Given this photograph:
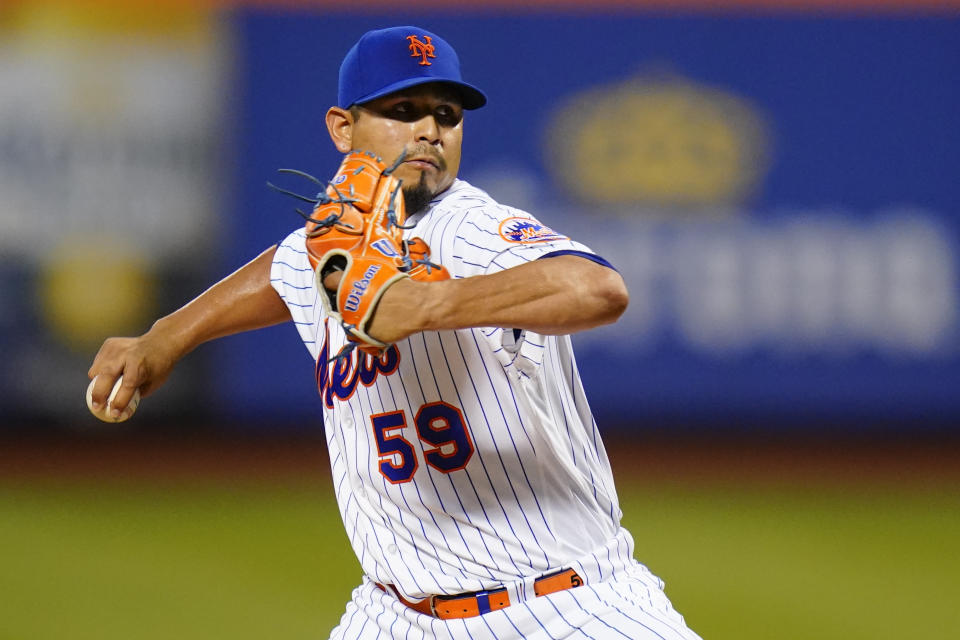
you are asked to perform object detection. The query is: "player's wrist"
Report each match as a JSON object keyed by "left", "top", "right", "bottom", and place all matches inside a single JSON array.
[
  {"left": 147, "top": 314, "right": 199, "bottom": 362},
  {"left": 412, "top": 277, "right": 456, "bottom": 333}
]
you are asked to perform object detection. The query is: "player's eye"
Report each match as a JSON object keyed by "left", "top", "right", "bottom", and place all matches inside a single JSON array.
[
  {"left": 434, "top": 105, "right": 462, "bottom": 127},
  {"left": 376, "top": 100, "right": 461, "bottom": 127},
  {"left": 386, "top": 102, "right": 417, "bottom": 121}
]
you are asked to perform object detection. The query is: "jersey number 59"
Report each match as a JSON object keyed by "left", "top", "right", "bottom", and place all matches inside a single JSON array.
[{"left": 370, "top": 402, "right": 475, "bottom": 484}]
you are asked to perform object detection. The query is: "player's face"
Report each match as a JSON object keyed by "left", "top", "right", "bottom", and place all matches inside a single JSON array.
[{"left": 348, "top": 84, "right": 464, "bottom": 207}]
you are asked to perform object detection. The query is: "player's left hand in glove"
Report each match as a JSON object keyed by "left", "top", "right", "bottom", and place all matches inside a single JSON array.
[
  {"left": 402, "top": 237, "right": 450, "bottom": 282},
  {"left": 270, "top": 150, "right": 449, "bottom": 358}
]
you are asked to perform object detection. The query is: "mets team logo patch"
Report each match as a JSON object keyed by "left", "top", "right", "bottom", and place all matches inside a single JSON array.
[{"left": 498, "top": 217, "right": 568, "bottom": 244}]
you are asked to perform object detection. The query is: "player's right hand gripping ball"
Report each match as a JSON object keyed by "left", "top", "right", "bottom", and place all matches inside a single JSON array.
[
  {"left": 85, "top": 375, "right": 140, "bottom": 423},
  {"left": 272, "top": 150, "right": 448, "bottom": 356}
]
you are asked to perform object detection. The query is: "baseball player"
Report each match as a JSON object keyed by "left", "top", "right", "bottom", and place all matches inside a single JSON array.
[{"left": 89, "top": 26, "right": 702, "bottom": 640}]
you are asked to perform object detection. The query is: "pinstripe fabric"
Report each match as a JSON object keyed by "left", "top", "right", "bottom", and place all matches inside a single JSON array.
[{"left": 271, "top": 180, "right": 700, "bottom": 639}]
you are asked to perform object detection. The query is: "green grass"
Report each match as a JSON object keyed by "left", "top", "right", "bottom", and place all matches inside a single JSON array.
[
  {"left": 0, "top": 482, "right": 352, "bottom": 640},
  {"left": 626, "top": 486, "right": 960, "bottom": 639},
  {"left": 1, "top": 479, "right": 957, "bottom": 639}
]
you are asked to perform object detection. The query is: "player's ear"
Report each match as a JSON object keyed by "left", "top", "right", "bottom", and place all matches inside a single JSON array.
[{"left": 326, "top": 106, "right": 354, "bottom": 153}]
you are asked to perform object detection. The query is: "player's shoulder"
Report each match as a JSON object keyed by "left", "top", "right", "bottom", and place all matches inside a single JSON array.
[
  {"left": 275, "top": 227, "right": 308, "bottom": 257},
  {"left": 429, "top": 179, "right": 499, "bottom": 214},
  {"left": 272, "top": 227, "right": 312, "bottom": 272},
  {"left": 429, "top": 180, "right": 535, "bottom": 230}
]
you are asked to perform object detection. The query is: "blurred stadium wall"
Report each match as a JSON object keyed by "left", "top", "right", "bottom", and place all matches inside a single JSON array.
[{"left": 1, "top": 1, "right": 958, "bottom": 435}]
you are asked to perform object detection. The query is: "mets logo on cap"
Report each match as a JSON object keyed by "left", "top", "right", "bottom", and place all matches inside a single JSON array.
[
  {"left": 498, "top": 217, "right": 568, "bottom": 243},
  {"left": 406, "top": 35, "right": 435, "bottom": 66}
]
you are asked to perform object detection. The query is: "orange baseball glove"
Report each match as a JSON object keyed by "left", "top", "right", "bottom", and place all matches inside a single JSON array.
[{"left": 271, "top": 150, "right": 448, "bottom": 358}]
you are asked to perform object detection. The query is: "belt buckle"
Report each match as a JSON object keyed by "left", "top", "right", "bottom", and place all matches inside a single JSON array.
[{"left": 428, "top": 595, "right": 439, "bottom": 618}]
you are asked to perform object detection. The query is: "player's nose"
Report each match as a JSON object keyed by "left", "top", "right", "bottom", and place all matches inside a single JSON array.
[{"left": 413, "top": 114, "right": 441, "bottom": 146}]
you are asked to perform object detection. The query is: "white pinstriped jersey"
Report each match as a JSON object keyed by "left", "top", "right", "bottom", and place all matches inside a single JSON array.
[{"left": 271, "top": 179, "right": 638, "bottom": 601}]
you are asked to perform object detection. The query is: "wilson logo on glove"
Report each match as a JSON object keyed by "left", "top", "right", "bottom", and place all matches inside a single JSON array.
[{"left": 345, "top": 264, "right": 381, "bottom": 313}]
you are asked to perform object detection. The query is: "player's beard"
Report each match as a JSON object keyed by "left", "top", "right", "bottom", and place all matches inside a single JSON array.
[{"left": 402, "top": 172, "right": 436, "bottom": 215}]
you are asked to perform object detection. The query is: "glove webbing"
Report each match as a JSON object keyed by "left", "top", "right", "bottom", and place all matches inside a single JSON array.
[{"left": 267, "top": 150, "right": 413, "bottom": 237}]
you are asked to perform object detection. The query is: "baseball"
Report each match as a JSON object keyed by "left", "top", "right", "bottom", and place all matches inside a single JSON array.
[{"left": 85, "top": 375, "right": 141, "bottom": 423}]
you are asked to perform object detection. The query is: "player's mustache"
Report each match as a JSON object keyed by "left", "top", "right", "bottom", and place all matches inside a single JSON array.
[{"left": 401, "top": 145, "right": 446, "bottom": 172}]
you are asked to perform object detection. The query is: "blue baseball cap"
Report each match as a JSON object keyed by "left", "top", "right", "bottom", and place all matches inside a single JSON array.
[{"left": 338, "top": 26, "right": 487, "bottom": 110}]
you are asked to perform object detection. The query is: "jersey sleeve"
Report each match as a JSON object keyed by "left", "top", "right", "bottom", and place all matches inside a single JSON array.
[
  {"left": 449, "top": 206, "right": 597, "bottom": 278},
  {"left": 449, "top": 207, "right": 607, "bottom": 378},
  {"left": 270, "top": 228, "right": 324, "bottom": 361}
]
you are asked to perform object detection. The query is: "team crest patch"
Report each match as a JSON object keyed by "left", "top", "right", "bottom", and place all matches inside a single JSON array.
[{"left": 498, "top": 217, "right": 568, "bottom": 243}]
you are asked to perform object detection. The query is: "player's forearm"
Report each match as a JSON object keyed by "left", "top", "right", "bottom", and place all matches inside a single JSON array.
[
  {"left": 89, "top": 245, "right": 291, "bottom": 405},
  {"left": 385, "top": 255, "right": 628, "bottom": 338},
  {"left": 149, "top": 245, "right": 291, "bottom": 358}
]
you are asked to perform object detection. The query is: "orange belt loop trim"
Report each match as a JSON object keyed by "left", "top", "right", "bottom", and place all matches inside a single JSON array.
[
  {"left": 533, "top": 568, "right": 584, "bottom": 597},
  {"left": 377, "top": 568, "right": 582, "bottom": 620}
]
